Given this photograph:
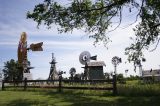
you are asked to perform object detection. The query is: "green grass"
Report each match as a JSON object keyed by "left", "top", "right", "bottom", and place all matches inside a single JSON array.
[
  {"left": 0, "top": 89, "right": 160, "bottom": 106},
  {"left": 118, "top": 80, "right": 160, "bottom": 96},
  {"left": 1, "top": 80, "right": 160, "bottom": 106}
]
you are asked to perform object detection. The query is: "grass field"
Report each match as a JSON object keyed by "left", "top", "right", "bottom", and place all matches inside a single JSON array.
[{"left": 0, "top": 81, "right": 160, "bottom": 106}]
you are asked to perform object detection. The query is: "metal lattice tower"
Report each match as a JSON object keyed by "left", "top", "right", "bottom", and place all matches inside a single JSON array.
[{"left": 48, "top": 53, "right": 58, "bottom": 80}]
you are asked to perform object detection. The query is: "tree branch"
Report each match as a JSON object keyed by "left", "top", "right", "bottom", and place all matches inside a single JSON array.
[
  {"left": 149, "top": 38, "right": 160, "bottom": 52},
  {"left": 106, "top": 8, "right": 122, "bottom": 34},
  {"left": 122, "top": 0, "right": 145, "bottom": 29},
  {"left": 79, "top": 0, "right": 128, "bottom": 13},
  {"left": 153, "top": 23, "right": 160, "bottom": 28}
]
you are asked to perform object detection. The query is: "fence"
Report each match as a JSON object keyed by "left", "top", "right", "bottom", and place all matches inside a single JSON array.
[{"left": 1, "top": 75, "right": 117, "bottom": 95}]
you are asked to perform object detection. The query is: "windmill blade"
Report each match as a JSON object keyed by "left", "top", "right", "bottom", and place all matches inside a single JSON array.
[
  {"left": 90, "top": 55, "right": 97, "bottom": 60},
  {"left": 29, "top": 42, "right": 43, "bottom": 51},
  {"left": 79, "top": 51, "right": 91, "bottom": 65},
  {"left": 17, "top": 32, "right": 27, "bottom": 64}
]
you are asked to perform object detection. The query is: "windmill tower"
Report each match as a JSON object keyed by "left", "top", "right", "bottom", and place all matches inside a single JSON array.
[
  {"left": 48, "top": 53, "right": 58, "bottom": 80},
  {"left": 17, "top": 32, "right": 43, "bottom": 80}
]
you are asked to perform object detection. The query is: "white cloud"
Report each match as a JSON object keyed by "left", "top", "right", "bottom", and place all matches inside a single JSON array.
[{"left": 0, "top": 42, "right": 17, "bottom": 46}]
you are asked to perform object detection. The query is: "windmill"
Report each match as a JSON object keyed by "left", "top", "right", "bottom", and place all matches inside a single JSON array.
[
  {"left": 17, "top": 32, "right": 43, "bottom": 79},
  {"left": 79, "top": 51, "right": 93, "bottom": 80},
  {"left": 125, "top": 69, "right": 128, "bottom": 78},
  {"left": 79, "top": 51, "right": 105, "bottom": 80},
  {"left": 48, "top": 53, "right": 58, "bottom": 80},
  {"left": 111, "top": 56, "right": 122, "bottom": 75},
  {"left": 133, "top": 58, "right": 146, "bottom": 76}
]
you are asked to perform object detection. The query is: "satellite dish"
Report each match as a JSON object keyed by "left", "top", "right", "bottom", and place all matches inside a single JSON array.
[{"left": 79, "top": 51, "right": 91, "bottom": 65}]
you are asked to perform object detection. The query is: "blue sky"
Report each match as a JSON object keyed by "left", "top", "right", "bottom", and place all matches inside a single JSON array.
[{"left": 0, "top": 0, "right": 160, "bottom": 79}]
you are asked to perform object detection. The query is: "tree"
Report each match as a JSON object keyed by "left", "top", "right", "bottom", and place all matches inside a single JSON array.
[
  {"left": 127, "top": 75, "right": 140, "bottom": 80},
  {"left": 27, "top": 0, "right": 160, "bottom": 63},
  {"left": 117, "top": 73, "right": 126, "bottom": 84},
  {"left": 69, "top": 67, "right": 76, "bottom": 80},
  {"left": 104, "top": 72, "right": 110, "bottom": 80},
  {"left": 2, "top": 59, "right": 23, "bottom": 81},
  {"left": 117, "top": 73, "right": 124, "bottom": 80},
  {"left": 74, "top": 73, "right": 81, "bottom": 81}
]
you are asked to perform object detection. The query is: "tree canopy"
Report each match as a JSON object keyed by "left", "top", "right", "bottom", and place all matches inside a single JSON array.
[
  {"left": 2, "top": 59, "right": 23, "bottom": 81},
  {"left": 27, "top": 0, "right": 160, "bottom": 63},
  {"left": 69, "top": 67, "right": 76, "bottom": 80}
]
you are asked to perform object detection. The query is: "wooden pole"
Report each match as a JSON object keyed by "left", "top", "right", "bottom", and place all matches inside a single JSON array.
[
  {"left": 24, "top": 78, "right": 27, "bottom": 91},
  {"left": 2, "top": 80, "right": 4, "bottom": 90},
  {"left": 113, "top": 75, "right": 117, "bottom": 95},
  {"left": 59, "top": 76, "right": 62, "bottom": 92}
]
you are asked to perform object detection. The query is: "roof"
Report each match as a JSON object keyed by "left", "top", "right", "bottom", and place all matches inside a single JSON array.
[
  {"left": 142, "top": 69, "right": 160, "bottom": 77},
  {"left": 87, "top": 61, "right": 106, "bottom": 67}
]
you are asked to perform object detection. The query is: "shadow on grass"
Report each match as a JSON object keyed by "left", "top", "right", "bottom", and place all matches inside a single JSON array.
[
  {"left": 5, "top": 99, "right": 44, "bottom": 106},
  {"left": 3, "top": 82, "right": 160, "bottom": 106},
  {"left": 47, "top": 90, "right": 160, "bottom": 106},
  {"left": 3, "top": 90, "right": 160, "bottom": 106}
]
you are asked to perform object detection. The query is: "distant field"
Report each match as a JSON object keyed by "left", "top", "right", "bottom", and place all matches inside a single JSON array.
[{"left": 0, "top": 80, "right": 160, "bottom": 106}]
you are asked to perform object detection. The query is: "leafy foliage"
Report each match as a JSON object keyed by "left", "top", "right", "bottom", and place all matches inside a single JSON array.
[
  {"left": 125, "top": 0, "right": 160, "bottom": 62},
  {"left": 2, "top": 59, "right": 23, "bottom": 81},
  {"left": 27, "top": 0, "right": 132, "bottom": 45},
  {"left": 117, "top": 73, "right": 126, "bottom": 84},
  {"left": 27, "top": 0, "right": 160, "bottom": 63},
  {"left": 69, "top": 67, "right": 76, "bottom": 80}
]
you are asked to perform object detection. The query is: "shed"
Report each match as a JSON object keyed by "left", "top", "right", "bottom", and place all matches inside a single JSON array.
[
  {"left": 142, "top": 69, "right": 160, "bottom": 82},
  {"left": 83, "top": 61, "right": 106, "bottom": 80}
]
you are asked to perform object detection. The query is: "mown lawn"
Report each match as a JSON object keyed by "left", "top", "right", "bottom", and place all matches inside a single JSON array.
[
  {"left": 1, "top": 80, "right": 160, "bottom": 106},
  {"left": 0, "top": 89, "right": 160, "bottom": 106}
]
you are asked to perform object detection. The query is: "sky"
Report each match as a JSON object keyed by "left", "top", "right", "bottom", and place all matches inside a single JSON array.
[{"left": 0, "top": 0, "right": 160, "bottom": 79}]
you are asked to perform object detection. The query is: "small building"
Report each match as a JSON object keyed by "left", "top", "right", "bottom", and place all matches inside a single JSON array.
[
  {"left": 142, "top": 69, "right": 160, "bottom": 82},
  {"left": 83, "top": 61, "right": 106, "bottom": 80}
]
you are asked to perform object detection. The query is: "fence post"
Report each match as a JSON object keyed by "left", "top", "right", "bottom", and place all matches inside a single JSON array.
[
  {"left": 59, "top": 76, "right": 62, "bottom": 92},
  {"left": 113, "top": 75, "right": 117, "bottom": 95},
  {"left": 2, "top": 80, "right": 4, "bottom": 90},
  {"left": 24, "top": 78, "right": 27, "bottom": 91}
]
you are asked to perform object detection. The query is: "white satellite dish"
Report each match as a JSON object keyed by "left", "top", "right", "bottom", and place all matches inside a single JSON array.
[{"left": 79, "top": 51, "right": 91, "bottom": 65}]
